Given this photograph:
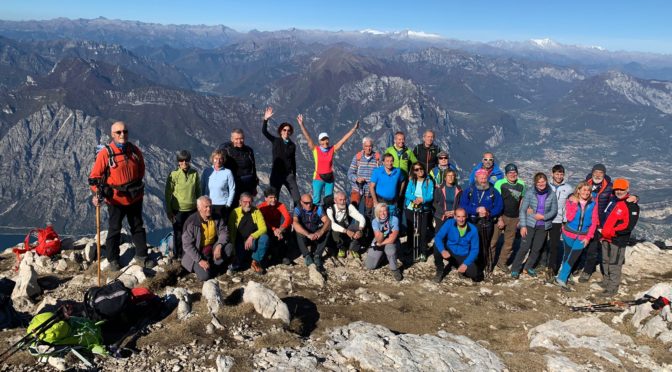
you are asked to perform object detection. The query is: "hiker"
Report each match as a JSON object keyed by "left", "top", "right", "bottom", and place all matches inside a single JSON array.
[
  {"left": 293, "top": 193, "right": 331, "bottom": 272},
  {"left": 510, "top": 172, "right": 557, "bottom": 279},
  {"left": 258, "top": 187, "right": 293, "bottom": 265},
  {"left": 542, "top": 164, "right": 573, "bottom": 280},
  {"left": 181, "top": 196, "right": 234, "bottom": 281},
  {"left": 218, "top": 128, "right": 258, "bottom": 207},
  {"left": 296, "top": 113, "right": 359, "bottom": 204},
  {"left": 404, "top": 162, "right": 434, "bottom": 262},
  {"left": 555, "top": 182, "right": 599, "bottom": 289},
  {"left": 369, "top": 153, "right": 406, "bottom": 218},
  {"left": 365, "top": 202, "right": 403, "bottom": 281},
  {"left": 262, "top": 106, "right": 300, "bottom": 208},
  {"left": 490, "top": 163, "right": 525, "bottom": 273},
  {"left": 598, "top": 178, "right": 640, "bottom": 297},
  {"left": 164, "top": 150, "right": 200, "bottom": 259},
  {"left": 468, "top": 152, "right": 504, "bottom": 185},
  {"left": 384, "top": 131, "right": 417, "bottom": 176},
  {"left": 326, "top": 191, "right": 366, "bottom": 259},
  {"left": 89, "top": 121, "right": 155, "bottom": 270},
  {"left": 228, "top": 193, "right": 268, "bottom": 275},
  {"left": 413, "top": 129, "right": 442, "bottom": 175},
  {"left": 433, "top": 208, "right": 480, "bottom": 283},
  {"left": 201, "top": 149, "right": 235, "bottom": 221},
  {"left": 347, "top": 137, "right": 380, "bottom": 217},
  {"left": 433, "top": 169, "right": 462, "bottom": 232},
  {"left": 459, "top": 168, "right": 503, "bottom": 274},
  {"left": 429, "top": 151, "right": 457, "bottom": 186}
]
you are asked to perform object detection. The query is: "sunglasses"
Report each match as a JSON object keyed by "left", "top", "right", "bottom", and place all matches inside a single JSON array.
[
  {"left": 482, "top": 158, "right": 494, "bottom": 162},
  {"left": 178, "top": 159, "right": 189, "bottom": 163},
  {"left": 114, "top": 130, "right": 129, "bottom": 135},
  {"left": 281, "top": 128, "right": 292, "bottom": 132},
  {"left": 414, "top": 168, "right": 424, "bottom": 171},
  {"left": 438, "top": 157, "right": 448, "bottom": 160},
  {"left": 301, "top": 200, "right": 312, "bottom": 205}
]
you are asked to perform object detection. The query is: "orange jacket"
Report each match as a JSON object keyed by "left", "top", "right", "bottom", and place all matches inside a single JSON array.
[{"left": 89, "top": 142, "right": 145, "bottom": 205}]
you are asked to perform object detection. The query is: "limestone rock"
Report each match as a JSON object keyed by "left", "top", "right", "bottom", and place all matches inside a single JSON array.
[
  {"left": 308, "top": 265, "right": 326, "bottom": 287},
  {"left": 34, "top": 295, "right": 58, "bottom": 315},
  {"left": 83, "top": 241, "right": 97, "bottom": 262},
  {"left": 545, "top": 355, "right": 590, "bottom": 372},
  {"left": 55, "top": 259, "right": 68, "bottom": 272},
  {"left": 72, "top": 237, "right": 93, "bottom": 250},
  {"left": 242, "top": 281, "right": 291, "bottom": 324},
  {"left": 622, "top": 243, "right": 672, "bottom": 278},
  {"left": 216, "top": 355, "right": 234, "bottom": 372},
  {"left": 117, "top": 265, "right": 147, "bottom": 288},
  {"left": 12, "top": 263, "right": 41, "bottom": 300},
  {"left": 166, "top": 287, "right": 192, "bottom": 320},
  {"left": 202, "top": 279, "right": 223, "bottom": 314}
]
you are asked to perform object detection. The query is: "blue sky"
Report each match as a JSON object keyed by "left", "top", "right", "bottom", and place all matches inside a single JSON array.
[{"left": 3, "top": 0, "right": 671, "bottom": 53}]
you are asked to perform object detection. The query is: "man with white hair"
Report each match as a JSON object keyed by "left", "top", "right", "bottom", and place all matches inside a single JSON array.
[
  {"left": 181, "top": 196, "right": 234, "bottom": 281},
  {"left": 327, "top": 191, "right": 366, "bottom": 259},
  {"left": 347, "top": 137, "right": 380, "bottom": 217}
]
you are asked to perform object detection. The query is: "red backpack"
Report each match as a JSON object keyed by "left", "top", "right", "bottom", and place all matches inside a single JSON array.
[{"left": 13, "top": 226, "right": 62, "bottom": 270}]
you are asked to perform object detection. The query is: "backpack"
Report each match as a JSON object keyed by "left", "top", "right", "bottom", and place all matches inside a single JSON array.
[
  {"left": 323, "top": 195, "right": 350, "bottom": 229},
  {"left": 84, "top": 280, "right": 132, "bottom": 322},
  {"left": 356, "top": 150, "right": 380, "bottom": 165},
  {"left": 297, "top": 205, "right": 323, "bottom": 232},
  {"left": 13, "top": 225, "right": 62, "bottom": 270},
  {"left": 158, "top": 232, "right": 174, "bottom": 257}
]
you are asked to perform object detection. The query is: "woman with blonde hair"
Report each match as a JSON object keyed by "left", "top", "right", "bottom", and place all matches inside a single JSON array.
[{"left": 201, "top": 149, "right": 235, "bottom": 220}]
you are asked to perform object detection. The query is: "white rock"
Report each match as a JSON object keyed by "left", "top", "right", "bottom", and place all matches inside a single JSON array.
[
  {"left": 308, "top": 265, "right": 326, "bottom": 287},
  {"left": 34, "top": 295, "right": 58, "bottom": 314},
  {"left": 167, "top": 287, "right": 192, "bottom": 320},
  {"left": 11, "top": 263, "right": 41, "bottom": 299},
  {"left": 55, "top": 259, "right": 68, "bottom": 272},
  {"left": 83, "top": 242, "right": 98, "bottom": 262},
  {"left": 33, "top": 254, "right": 54, "bottom": 274},
  {"left": 72, "top": 237, "right": 93, "bottom": 249},
  {"left": 545, "top": 354, "right": 590, "bottom": 372},
  {"left": 242, "top": 281, "right": 291, "bottom": 324},
  {"left": 216, "top": 355, "right": 234, "bottom": 372},
  {"left": 117, "top": 265, "right": 147, "bottom": 288},
  {"left": 202, "top": 279, "right": 223, "bottom": 314},
  {"left": 623, "top": 243, "right": 672, "bottom": 278}
]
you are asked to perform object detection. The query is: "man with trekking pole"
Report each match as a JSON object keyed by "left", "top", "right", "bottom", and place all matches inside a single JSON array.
[{"left": 89, "top": 121, "right": 156, "bottom": 273}]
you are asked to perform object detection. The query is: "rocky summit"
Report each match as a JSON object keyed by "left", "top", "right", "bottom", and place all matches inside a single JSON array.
[{"left": 0, "top": 234, "right": 671, "bottom": 371}]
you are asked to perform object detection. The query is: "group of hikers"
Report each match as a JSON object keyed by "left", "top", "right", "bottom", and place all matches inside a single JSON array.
[{"left": 89, "top": 107, "right": 641, "bottom": 298}]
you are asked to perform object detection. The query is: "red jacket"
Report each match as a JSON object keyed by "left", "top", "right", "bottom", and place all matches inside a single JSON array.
[
  {"left": 601, "top": 194, "right": 640, "bottom": 246},
  {"left": 258, "top": 201, "right": 292, "bottom": 231},
  {"left": 89, "top": 142, "right": 145, "bottom": 206}
]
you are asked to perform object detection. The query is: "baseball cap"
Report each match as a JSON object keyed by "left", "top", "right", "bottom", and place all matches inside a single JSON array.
[{"left": 318, "top": 132, "right": 329, "bottom": 140}]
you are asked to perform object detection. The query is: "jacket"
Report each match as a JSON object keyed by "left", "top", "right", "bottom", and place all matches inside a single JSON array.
[
  {"left": 494, "top": 178, "right": 526, "bottom": 218},
  {"left": 347, "top": 151, "right": 381, "bottom": 197},
  {"left": 468, "top": 162, "right": 504, "bottom": 185},
  {"left": 228, "top": 207, "right": 267, "bottom": 245},
  {"left": 601, "top": 194, "right": 640, "bottom": 246},
  {"left": 89, "top": 142, "right": 145, "bottom": 206},
  {"left": 519, "top": 188, "right": 558, "bottom": 230},
  {"left": 201, "top": 166, "right": 236, "bottom": 207},
  {"left": 433, "top": 185, "right": 462, "bottom": 221},
  {"left": 326, "top": 204, "right": 366, "bottom": 233},
  {"left": 434, "top": 219, "right": 479, "bottom": 267},
  {"left": 181, "top": 212, "right": 229, "bottom": 272},
  {"left": 164, "top": 167, "right": 200, "bottom": 213},
  {"left": 219, "top": 142, "right": 258, "bottom": 186},
  {"left": 585, "top": 174, "right": 613, "bottom": 225},
  {"left": 429, "top": 164, "right": 458, "bottom": 186},
  {"left": 550, "top": 180, "right": 573, "bottom": 224},
  {"left": 258, "top": 201, "right": 292, "bottom": 232},
  {"left": 562, "top": 199, "right": 598, "bottom": 242},
  {"left": 262, "top": 120, "right": 297, "bottom": 179},
  {"left": 413, "top": 143, "right": 442, "bottom": 173},
  {"left": 384, "top": 145, "right": 417, "bottom": 175},
  {"left": 459, "top": 184, "right": 503, "bottom": 220},
  {"left": 404, "top": 178, "right": 435, "bottom": 210}
]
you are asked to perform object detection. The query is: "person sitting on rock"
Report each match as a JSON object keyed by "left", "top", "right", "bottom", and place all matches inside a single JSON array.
[
  {"left": 365, "top": 202, "right": 403, "bottom": 281},
  {"left": 293, "top": 193, "right": 331, "bottom": 272},
  {"left": 229, "top": 192, "right": 268, "bottom": 274},
  {"left": 258, "top": 187, "right": 292, "bottom": 265},
  {"left": 433, "top": 208, "right": 480, "bottom": 283},
  {"left": 326, "top": 191, "right": 366, "bottom": 259},
  {"left": 181, "top": 196, "right": 234, "bottom": 281}
]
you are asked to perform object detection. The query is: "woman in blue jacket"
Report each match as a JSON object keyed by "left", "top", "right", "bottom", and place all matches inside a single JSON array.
[
  {"left": 510, "top": 172, "right": 558, "bottom": 279},
  {"left": 404, "top": 162, "right": 434, "bottom": 262}
]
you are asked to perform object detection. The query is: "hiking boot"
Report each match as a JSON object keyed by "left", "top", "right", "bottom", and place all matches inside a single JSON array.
[
  {"left": 545, "top": 268, "right": 555, "bottom": 283},
  {"left": 554, "top": 277, "right": 571, "bottom": 291},
  {"left": 578, "top": 272, "right": 591, "bottom": 283},
  {"left": 511, "top": 271, "right": 520, "bottom": 279},
  {"left": 497, "top": 264, "right": 511, "bottom": 274},
  {"left": 597, "top": 289, "right": 617, "bottom": 298},
  {"left": 351, "top": 251, "right": 361, "bottom": 260},
  {"left": 304, "top": 255, "right": 314, "bottom": 267},
  {"left": 251, "top": 260, "right": 264, "bottom": 275},
  {"left": 282, "top": 257, "right": 292, "bottom": 265},
  {"left": 433, "top": 270, "right": 443, "bottom": 283},
  {"left": 526, "top": 268, "right": 538, "bottom": 278},
  {"left": 107, "top": 260, "right": 120, "bottom": 272},
  {"left": 226, "top": 266, "right": 236, "bottom": 276},
  {"left": 314, "top": 257, "right": 324, "bottom": 272},
  {"left": 392, "top": 269, "right": 403, "bottom": 281},
  {"left": 567, "top": 275, "right": 576, "bottom": 285},
  {"left": 337, "top": 249, "right": 346, "bottom": 258},
  {"left": 415, "top": 253, "right": 427, "bottom": 263}
]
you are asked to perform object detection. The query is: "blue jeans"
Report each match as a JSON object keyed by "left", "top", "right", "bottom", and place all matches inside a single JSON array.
[
  {"left": 234, "top": 234, "right": 269, "bottom": 268},
  {"left": 557, "top": 233, "right": 586, "bottom": 283},
  {"left": 312, "top": 179, "right": 334, "bottom": 204}
]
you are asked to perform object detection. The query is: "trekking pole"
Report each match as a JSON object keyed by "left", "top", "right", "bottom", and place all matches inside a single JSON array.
[
  {"left": 413, "top": 210, "right": 420, "bottom": 261},
  {"left": 570, "top": 294, "right": 657, "bottom": 312},
  {"left": 0, "top": 305, "right": 68, "bottom": 363}
]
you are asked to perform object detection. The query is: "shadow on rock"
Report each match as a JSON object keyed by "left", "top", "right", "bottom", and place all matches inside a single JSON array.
[
  {"left": 37, "top": 275, "right": 71, "bottom": 290},
  {"left": 283, "top": 296, "right": 319, "bottom": 337},
  {"left": 224, "top": 288, "right": 244, "bottom": 306}
]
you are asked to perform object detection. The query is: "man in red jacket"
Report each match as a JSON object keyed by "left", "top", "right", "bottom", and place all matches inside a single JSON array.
[
  {"left": 258, "top": 187, "right": 293, "bottom": 265},
  {"left": 598, "top": 178, "right": 640, "bottom": 297},
  {"left": 89, "top": 121, "right": 154, "bottom": 271}
]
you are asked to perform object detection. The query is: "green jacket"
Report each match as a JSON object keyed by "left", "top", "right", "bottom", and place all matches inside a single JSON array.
[
  {"left": 228, "top": 207, "right": 267, "bottom": 245},
  {"left": 384, "top": 145, "right": 417, "bottom": 175},
  {"left": 165, "top": 168, "right": 200, "bottom": 213}
]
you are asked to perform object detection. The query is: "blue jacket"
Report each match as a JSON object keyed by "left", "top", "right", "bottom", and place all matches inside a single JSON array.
[
  {"left": 585, "top": 174, "right": 613, "bottom": 225},
  {"left": 434, "top": 219, "right": 479, "bottom": 267},
  {"left": 404, "top": 178, "right": 435, "bottom": 210},
  {"left": 459, "top": 184, "right": 504, "bottom": 220},
  {"left": 468, "top": 162, "right": 504, "bottom": 185},
  {"left": 519, "top": 188, "right": 558, "bottom": 230}
]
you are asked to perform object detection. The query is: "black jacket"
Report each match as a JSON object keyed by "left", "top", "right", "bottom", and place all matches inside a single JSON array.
[
  {"left": 218, "top": 142, "right": 258, "bottom": 186},
  {"left": 262, "top": 120, "right": 297, "bottom": 179},
  {"left": 413, "top": 143, "right": 442, "bottom": 172}
]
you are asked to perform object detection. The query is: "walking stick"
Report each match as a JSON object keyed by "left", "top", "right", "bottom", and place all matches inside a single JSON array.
[{"left": 413, "top": 210, "right": 420, "bottom": 262}]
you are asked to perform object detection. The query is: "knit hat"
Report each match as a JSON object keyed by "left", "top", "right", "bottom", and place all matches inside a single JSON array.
[
  {"left": 318, "top": 132, "right": 329, "bottom": 140},
  {"left": 591, "top": 163, "right": 607, "bottom": 173},
  {"left": 504, "top": 163, "right": 518, "bottom": 173},
  {"left": 613, "top": 178, "right": 629, "bottom": 190}
]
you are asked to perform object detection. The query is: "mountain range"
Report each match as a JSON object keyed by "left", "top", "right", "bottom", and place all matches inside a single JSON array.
[{"left": 0, "top": 18, "right": 669, "bottom": 242}]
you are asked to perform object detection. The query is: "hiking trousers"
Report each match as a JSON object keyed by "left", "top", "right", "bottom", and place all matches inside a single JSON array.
[
  {"left": 511, "top": 226, "right": 548, "bottom": 274},
  {"left": 190, "top": 243, "right": 234, "bottom": 281},
  {"left": 296, "top": 232, "right": 328, "bottom": 260},
  {"left": 171, "top": 209, "right": 195, "bottom": 259},
  {"left": 601, "top": 242, "right": 626, "bottom": 293},
  {"left": 233, "top": 234, "right": 269, "bottom": 269},
  {"left": 433, "top": 247, "right": 479, "bottom": 280},
  {"left": 271, "top": 173, "right": 301, "bottom": 209},
  {"left": 311, "top": 179, "right": 334, "bottom": 205},
  {"left": 490, "top": 216, "right": 519, "bottom": 268},
  {"left": 542, "top": 223, "right": 563, "bottom": 274},
  {"left": 581, "top": 230, "right": 603, "bottom": 275},
  {"left": 106, "top": 201, "right": 148, "bottom": 262},
  {"left": 557, "top": 233, "right": 586, "bottom": 283},
  {"left": 365, "top": 242, "right": 399, "bottom": 270}
]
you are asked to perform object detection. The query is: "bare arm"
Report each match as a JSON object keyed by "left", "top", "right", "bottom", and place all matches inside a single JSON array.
[
  {"left": 293, "top": 216, "right": 311, "bottom": 237},
  {"left": 333, "top": 120, "right": 359, "bottom": 152},
  {"left": 296, "top": 114, "right": 316, "bottom": 150},
  {"left": 369, "top": 182, "right": 378, "bottom": 204}
]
